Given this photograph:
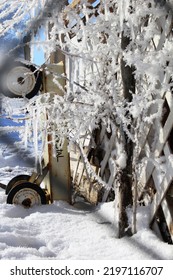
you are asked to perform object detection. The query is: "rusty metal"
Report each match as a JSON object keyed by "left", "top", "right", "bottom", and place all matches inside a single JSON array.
[
  {"left": 6, "top": 182, "right": 47, "bottom": 207},
  {"left": 11, "top": 187, "right": 42, "bottom": 207},
  {"left": 0, "top": 183, "right": 6, "bottom": 190},
  {"left": 28, "top": 172, "right": 38, "bottom": 183},
  {"left": 34, "top": 164, "right": 49, "bottom": 185}
]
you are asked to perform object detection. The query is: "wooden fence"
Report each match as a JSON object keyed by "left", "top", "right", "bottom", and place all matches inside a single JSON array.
[{"left": 65, "top": 2, "right": 173, "bottom": 242}]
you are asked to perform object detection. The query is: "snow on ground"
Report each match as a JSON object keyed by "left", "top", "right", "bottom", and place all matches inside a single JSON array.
[
  {"left": 0, "top": 153, "right": 173, "bottom": 260},
  {"left": 0, "top": 121, "right": 173, "bottom": 260}
]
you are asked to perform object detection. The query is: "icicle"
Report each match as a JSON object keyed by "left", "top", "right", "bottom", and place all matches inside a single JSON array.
[
  {"left": 24, "top": 119, "right": 29, "bottom": 149},
  {"left": 104, "top": 0, "right": 109, "bottom": 21},
  {"left": 118, "top": 0, "right": 125, "bottom": 32},
  {"left": 33, "top": 108, "right": 39, "bottom": 168}
]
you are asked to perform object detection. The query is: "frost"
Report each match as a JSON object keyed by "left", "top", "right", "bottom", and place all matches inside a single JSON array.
[
  {"left": 1, "top": 1, "right": 171, "bottom": 183},
  {"left": 1, "top": 1, "right": 173, "bottom": 238}
]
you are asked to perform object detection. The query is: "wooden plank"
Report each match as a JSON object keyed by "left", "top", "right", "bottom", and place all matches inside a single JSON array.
[
  {"left": 152, "top": 220, "right": 163, "bottom": 241},
  {"left": 144, "top": 141, "right": 151, "bottom": 158},
  {"left": 137, "top": 159, "right": 154, "bottom": 197},
  {"left": 137, "top": 125, "right": 151, "bottom": 156},
  {"left": 100, "top": 133, "right": 115, "bottom": 177},
  {"left": 43, "top": 63, "right": 65, "bottom": 96},
  {"left": 152, "top": 168, "right": 162, "bottom": 192},
  {"left": 150, "top": 158, "right": 173, "bottom": 224},
  {"left": 77, "top": 179, "right": 99, "bottom": 205},
  {"left": 68, "top": 0, "right": 80, "bottom": 9},
  {"left": 165, "top": 90, "right": 173, "bottom": 108},
  {"left": 164, "top": 142, "right": 171, "bottom": 158},
  {"left": 70, "top": 151, "right": 81, "bottom": 181},
  {"left": 45, "top": 136, "right": 71, "bottom": 203},
  {"left": 138, "top": 116, "right": 173, "bottom": 195},
  {"left": 42, "top": 63, "right": 71, "bottom": 203},
  {"left": 76, "top": 161, "right": 85, "bottom": 186},
  {"left": 151, "top": 199, "right": 173, "bottom": 243},
  {"left": 138, "top": 91, "right": 173, "bottom": 193},
  {"left": 154, "top": 108, "right": 173, "bottom": 157},
  {"left": 55, "top": 138, "right": 71, "bottom": 202},
  {"left": 161, "top": 198, "right": 173, "bottom": 242},
  {"left": 67, "top": 0, "right": 97, "bottom": 10},
  {"left": 64, "top": 0, "right": 100, "bottom": 34}
]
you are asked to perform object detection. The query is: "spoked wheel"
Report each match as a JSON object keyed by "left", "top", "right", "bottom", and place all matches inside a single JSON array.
[
  {"left": 5, "top": 174, "right": 30, "bottom": 195},
  {"left": 0, "top": 61, "right": 42, "bottom": 99},
  {"left": 7, "top": 182, "right": 47, "bottom": 208}
]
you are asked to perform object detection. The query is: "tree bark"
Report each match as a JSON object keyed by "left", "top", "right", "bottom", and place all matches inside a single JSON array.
[{"left": 118, "top": 31, "right": 136, "bottom": 237}]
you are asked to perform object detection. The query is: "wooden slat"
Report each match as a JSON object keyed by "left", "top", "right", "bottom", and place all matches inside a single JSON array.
[
  {"left": 137, "top": 125, "right": 151, "bottom": 156},
  {"left": 152, "top": 220, "right": 164, "bottom": 241},
  {"left": 65, "top": 0, "right": 98, "bottom": 13},
  {"left": 161, "top": 198, "right": 173, "bottom": 242},
  {"left": 151, "top": 198, "right": 173, "bottom": 243},
  {"left": 144, "top": 141, "right": 151, "bottom": 158},
  {"left": 138, "top": 91, "right": 173, "bottom": 240},
  {"left": 76, "top": 161, "right": 85, "bottom": 185},
  {"left": 71, "top": 151, "right": 81, "bottom": 181},
  {"left": 100, "top": 134, "right": 115, "bottom": 177},
  {"left": 150, "top": 156, "right": 173, "bottom": 224},
  {"left": 164, "top": 142, "right": 172, "bottom": 158},
  {"left": 165, "top": 90, "right": 173, "bottom": 108},
  {"left": 138, "top": 107, "right": 173, "bottom": 195},
  {"left": 154, "top": 108, "right": 173, "bottom": 157},
  {"left": 137, "top": 159, "right": 154, "bottom": 197}
]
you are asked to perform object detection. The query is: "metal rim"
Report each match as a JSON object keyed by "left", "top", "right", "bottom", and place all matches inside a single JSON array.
[
  {"left": 0, "top": 61, "right": 42, "bottom": 99},
  {"left": 13, "top": 188, "right": 41, "bottom": 207},
  {"left": 7, "top": 182, "right": 47, "bottom": 208},
  {"left": 6, "top": 66, "right": 36, "bottom": 96}
]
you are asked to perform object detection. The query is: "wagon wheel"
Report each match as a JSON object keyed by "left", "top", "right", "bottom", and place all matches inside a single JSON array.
[
  {"left": 5, "top": 174, "right": 30, "bottom": 195},
  {"left": 7, "top": 182, "right": 47, "bottom": 208},
  {"left": 0, "top": 61, "right": 42, "bottom": 99}
]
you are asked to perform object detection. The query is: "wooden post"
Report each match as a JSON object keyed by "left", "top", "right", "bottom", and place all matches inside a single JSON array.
[
  {"left": 41, "top": 0, "right": 98, "bottom": 204},
  {"left": 42, "top": 58, "right": 71, "bottom": 204}
]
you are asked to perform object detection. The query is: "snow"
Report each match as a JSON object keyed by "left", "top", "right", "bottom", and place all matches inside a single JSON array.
[
  {"left": 0, "top": 151, "right": 173, "bottom": 260},
  {"left": 1, "top": 0, "right": 173, "bottom": 261}
]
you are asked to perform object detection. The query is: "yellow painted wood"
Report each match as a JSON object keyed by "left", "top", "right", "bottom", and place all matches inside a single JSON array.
[
  {"left": 42, "top": 62, "right": 71, "bottom": 203},
  {"left": 43, "top": 63, "right": 65, "bottom": 96}
]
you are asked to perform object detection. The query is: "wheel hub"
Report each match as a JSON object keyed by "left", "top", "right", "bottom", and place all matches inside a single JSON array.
[
  {"left": 6, "top": 66, "right": 36, "bottom": 96},
  {"left": 12, "top": 188, "right": 42, "bottom": 208}
]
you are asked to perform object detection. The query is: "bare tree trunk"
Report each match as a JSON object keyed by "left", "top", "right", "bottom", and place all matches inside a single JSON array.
[
  {"left": 118, "top": 30, "right": 136, "bottom": 237},
  {"left": 132, "top": 163, "right": 137, "bottom": 234}
]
